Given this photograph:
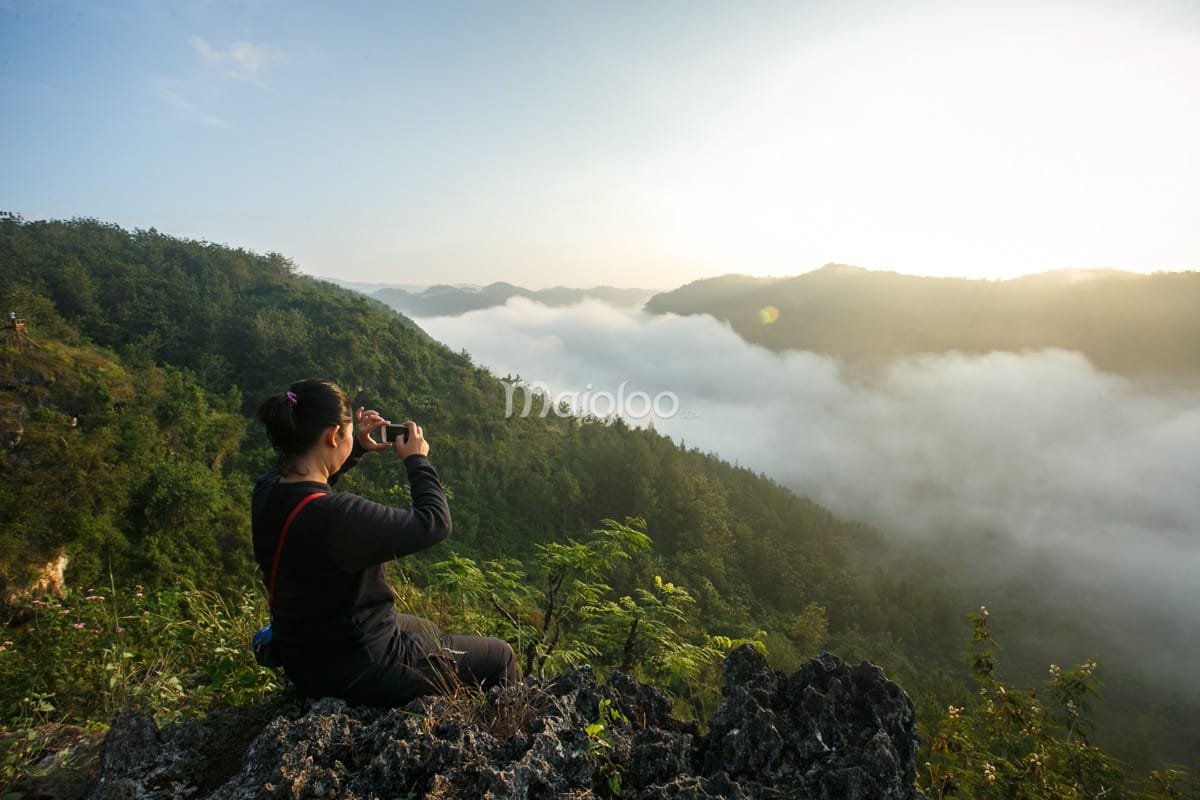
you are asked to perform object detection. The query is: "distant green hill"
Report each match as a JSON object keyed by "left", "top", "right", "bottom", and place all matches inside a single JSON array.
[{"left": 645, "top": 265, "right": 1200, "bottom": 378}]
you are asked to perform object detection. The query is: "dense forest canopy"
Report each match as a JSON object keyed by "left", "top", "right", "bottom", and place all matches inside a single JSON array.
[{"left": 1, "top": 217, "right": 1197, "bottom": 780}]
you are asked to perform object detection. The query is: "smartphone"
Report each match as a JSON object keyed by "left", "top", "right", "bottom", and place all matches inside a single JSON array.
[{"left": 382, "top": 423, "right": 410, "bottom": 444}]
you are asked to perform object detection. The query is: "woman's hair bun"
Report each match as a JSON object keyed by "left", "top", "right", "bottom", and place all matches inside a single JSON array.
[{"left": 255, "top": 379, "right": 352, "bottom": 474}]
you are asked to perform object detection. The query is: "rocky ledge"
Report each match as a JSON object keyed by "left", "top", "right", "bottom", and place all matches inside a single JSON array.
[{"left": 53, "top": 647, "right": 925, "bottom": 799}]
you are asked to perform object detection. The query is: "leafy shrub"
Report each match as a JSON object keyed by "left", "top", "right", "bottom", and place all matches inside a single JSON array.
[
  {"left": 0, "top": 582, "right": 280, "bottom": 730},
  {"left": 921, "top": 609, "right": 1198, "bottom": 800}
]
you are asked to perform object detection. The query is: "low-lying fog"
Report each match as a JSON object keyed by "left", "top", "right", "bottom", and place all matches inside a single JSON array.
[{"left": 414, "top": 298, "right": 1200, "bottom": 687}]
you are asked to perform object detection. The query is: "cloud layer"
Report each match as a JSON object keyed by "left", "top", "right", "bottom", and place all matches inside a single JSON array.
[{"left": 415, "top": 298, "right": 1200, "bottom": 682}]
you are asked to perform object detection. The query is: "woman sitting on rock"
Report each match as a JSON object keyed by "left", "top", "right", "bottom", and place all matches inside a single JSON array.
[{"left": 252, "top": 378, "right": 516, "bottom": 705}]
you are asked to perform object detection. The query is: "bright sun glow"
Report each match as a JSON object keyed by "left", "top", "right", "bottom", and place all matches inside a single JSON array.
[{"left": 658, "top": 6, "right": 1200, "bottom": 281}]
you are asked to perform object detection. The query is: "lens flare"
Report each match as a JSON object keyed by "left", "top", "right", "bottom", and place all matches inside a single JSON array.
[{"left": 759, "top": 305, "right": 780, "bottom": 325}]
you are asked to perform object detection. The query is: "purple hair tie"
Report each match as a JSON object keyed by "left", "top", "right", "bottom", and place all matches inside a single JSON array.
[{"left": 285, "top": 391, "right": 298, "bottom": 406}]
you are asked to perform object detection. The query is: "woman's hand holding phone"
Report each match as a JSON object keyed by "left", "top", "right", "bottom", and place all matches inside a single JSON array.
[{"left": 386, "top": 421, "right": 429, "bottom": 458}]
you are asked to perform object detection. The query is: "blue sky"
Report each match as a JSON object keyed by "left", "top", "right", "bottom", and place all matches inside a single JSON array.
[{"left": 4, "top": 0, "right": 1199, "bottom": 288}]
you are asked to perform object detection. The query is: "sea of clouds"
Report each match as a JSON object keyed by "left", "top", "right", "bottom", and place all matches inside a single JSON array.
[{"left": 414, "top": 297, "right": 1200, "bottom": 682}]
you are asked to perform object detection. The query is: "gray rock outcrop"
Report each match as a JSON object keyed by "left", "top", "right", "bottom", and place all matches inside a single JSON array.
[{"left": 83, "top": 647, "right": 926, "bottom": 800}]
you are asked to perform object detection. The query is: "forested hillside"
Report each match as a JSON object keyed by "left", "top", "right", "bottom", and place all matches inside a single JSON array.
[
  {"left": 645, "top": 265, "right": 1200, "bottom": 378},
  {"left": 0, "top": 217, "right": 954, "bottom": 683},
  {"left": 1, "top": 218, "right": 1196, "bottom": 793}
]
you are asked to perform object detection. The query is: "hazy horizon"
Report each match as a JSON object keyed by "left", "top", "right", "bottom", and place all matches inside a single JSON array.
[{"left": 318, "top": 261, "right": 1196, "bottom": 296}]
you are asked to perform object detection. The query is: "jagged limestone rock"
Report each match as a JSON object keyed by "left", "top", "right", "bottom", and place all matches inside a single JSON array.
[
  {"left": 81, "top": 649, "right": 926, "bottom": 800},
  {"left": 704, "top": 647, "right": 923, "bottom": 799}
]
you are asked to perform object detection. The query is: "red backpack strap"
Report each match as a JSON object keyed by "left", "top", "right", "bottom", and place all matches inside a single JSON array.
[{"left": 268, "top": 492, "right": 325, "bottom": 609}]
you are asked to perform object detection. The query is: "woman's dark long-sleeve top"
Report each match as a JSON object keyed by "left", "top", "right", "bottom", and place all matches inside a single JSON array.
[{"left": 251, "top": 442, "right": 451, "bottom": 697}]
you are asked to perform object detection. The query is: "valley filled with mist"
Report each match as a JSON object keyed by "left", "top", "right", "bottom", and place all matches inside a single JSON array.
[{"left": 400, "top": 269, "right": 1200, "bottom": 767}]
